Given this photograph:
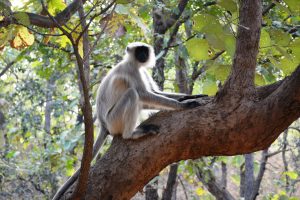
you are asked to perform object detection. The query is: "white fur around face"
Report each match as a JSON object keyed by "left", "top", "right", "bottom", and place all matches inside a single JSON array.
[{"left": 124, "top": 42, "right": 156, "bottom": 68}]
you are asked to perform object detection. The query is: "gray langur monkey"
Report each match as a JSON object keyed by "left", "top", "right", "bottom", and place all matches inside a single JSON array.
[{"left": 52, "top": 42, "right": 206, "bottom": 200}]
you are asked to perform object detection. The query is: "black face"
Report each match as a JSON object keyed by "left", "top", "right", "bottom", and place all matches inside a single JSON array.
[{"left": 135, "top": 46, "right": 149, "bottom": 63}]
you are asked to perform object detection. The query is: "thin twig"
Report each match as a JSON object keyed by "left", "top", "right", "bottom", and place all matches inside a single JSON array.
[
  {"left": 178, "top": 175, "right": 189, "bottom": 200},
  {"left": 35, "top": 39, "right": 71, "bottom": 53}
]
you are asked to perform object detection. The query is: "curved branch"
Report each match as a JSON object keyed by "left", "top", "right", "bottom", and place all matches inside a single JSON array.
[
  {"left": 1, "top": 0, "right": 86, "bottom": 28},
  {"left": 0, "top": 0, "right": 115, "bottom": 28},
  {"left": 219, "top": 0, "right": 262, "bottom": 97},
  {"left": 60, "top": 65, "right": 300, "bottom": 200}
]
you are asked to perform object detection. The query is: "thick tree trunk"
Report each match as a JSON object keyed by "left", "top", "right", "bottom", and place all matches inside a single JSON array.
[
  {"left": 60, "top": 0, "right": 300, "bottom": 199},
  {"left": 61, "top": 64, "right": 300, "bottom": 199}
]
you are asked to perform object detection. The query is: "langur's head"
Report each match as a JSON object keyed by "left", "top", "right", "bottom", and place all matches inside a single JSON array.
[{"left": 125, "top": 42, "right": 156, "bottom": 68}]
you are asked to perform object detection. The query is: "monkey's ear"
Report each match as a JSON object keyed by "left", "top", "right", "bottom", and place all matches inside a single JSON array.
[{"left": 126, "top": 46, "right": 132, "bottom": 53}]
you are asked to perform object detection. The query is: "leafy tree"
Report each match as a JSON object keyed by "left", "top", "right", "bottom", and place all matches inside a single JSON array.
[{"left": 0, "top": 0, "right": 299, "bottom": 199}]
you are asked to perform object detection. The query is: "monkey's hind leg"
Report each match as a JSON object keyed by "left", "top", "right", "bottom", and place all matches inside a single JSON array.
[
  {"left": 131, "top": 123, "right": 160, "bottom": 139},
  {"left": 106, "top": 88, "right": 139, "bottom": 139}
]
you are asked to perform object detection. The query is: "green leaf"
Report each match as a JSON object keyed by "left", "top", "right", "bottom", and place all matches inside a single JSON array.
[
  {"left": 116, "top": 0, "right": 131, "bottom": 4},
  {"left": 290, "top": 38, "right": 300, "bottom": 62},
  {"left": 278, "top": 57, "right": 298, "bottom": 75},
  {"left": 260, "top": 29, "right": 271, "bottom": 48},
  {"left": 231, "top": 155, "right": 243, "bottom": 167},
  {"left": 255, "top": 73, "right": 265, "bottom": 86},
  {"left": 207, "top": 64, "right": 231, "bottom": 82},
  {"left": 5, "top": 151, "right": 20, "bottom": 159},
  {"left": 201, "top": 76, "right": 218, "bottom": 96},
  {"left": 0, "top": 26, "right": 15, "bottom": 47},
  {"left": 201, "top": 17, "right": 223, "bottom": 35},
  {"left": 217, "top": 0, "right": 237, "bottom": 12},
  {"left": 186, "top": 38, "right": 209, "bottom": 61},
  {"left": 283, "top": 0, "right": 300, "bottom": 13},
  {"left": 66, "top": 158, "right": 76, "bottom": 176},
  {"left": 283, "top": 171, "right": 298, "bottom": 180},
  {"left": 14, "top": 12, "right": 30, "bottom": 26},
  {"left": 275, "top": 46, "right": 292, "bottom": 60},
  {"left": 0, "top": 0, "right": 11, "bottom": 15},
  {"left": 269, "top": 29, "right": 291, "bottom": 46},
  {"left": 206, "top": 34, "right": 225, "bottom": 50},
  {"left": 48, "top": 0, "right": 66, "bottom": 15},
  {"left": 36, "top": 66, "right": 53, "bottom": 79},
  {"left": 224, "top": 34, "right": 236, "bottom": 57},
  {"left": 193, "top": 14, "right": 207, "bottom": 32},
  {"left": 193, "top": 14, "right": 219, "bottom": 32},
  {"left": 58, "top": 35, "right": 71, "bottom": 48}
]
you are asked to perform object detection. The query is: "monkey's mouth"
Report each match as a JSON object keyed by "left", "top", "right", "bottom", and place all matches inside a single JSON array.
[{"left": 137, "top": 53, "right": 148, "bottom": 63}]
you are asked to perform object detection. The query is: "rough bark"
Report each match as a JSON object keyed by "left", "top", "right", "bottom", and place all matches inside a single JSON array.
[
  {"left": 250, "top": 149, "right": 268, "bottom": 200},
  {"left": 147, "top": 0, "right": 190, "bottom": 196},
  {"left": 152, "top": 0, "right": 189, "bottom": 88},
  {"left": 217, "top": 0, "right": 262, "bottom": 99},
  {"left": 221, "top": 162, "right": 227, "bottom": 189},
  {"left": 175, "top": 48, "right": 189, "bottom": 94},
  {"left": 240, "top": 163, "right": 245, "bottom": 197},
  {"left": 244, "top": 154, "right": 254, "bottom": 200},
  {"left": 162, "top": 164, "right": 179, "bottom": 200},
  {"left": 282, "top": 130, "right": 290, "bottom": 191},
  {"left": 62, "top": 63, "right": 300, "bottom": 200},
  {"left": 40, "top": 2, "right": 95, "bottom": 198},
  {"left": 145, "top": 181, "right": 159, "bottom": 200},
  {"left": 70, "top": 2, "right": 94, "bottom": 199},
  {"left": 59, "top": 0, "right": 300, "bottom": 199}
]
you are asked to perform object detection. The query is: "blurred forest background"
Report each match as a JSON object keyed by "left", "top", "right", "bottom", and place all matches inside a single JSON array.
[{"left": 0, "top": 0, "right": 299, "bottom": 199}]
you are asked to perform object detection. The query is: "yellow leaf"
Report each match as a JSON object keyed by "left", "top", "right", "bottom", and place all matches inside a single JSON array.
[
  {"left": 19, "top": 26, "right": 34, "bottom": 45},
  {"left": 10, "top": 26, "right": 34, "bottom": 49},
  {"left": 66, "top": 167, "right": 75, "bottom": 176},
  {"left": 195, "top": 187, "right": 206, "bottom": 196},
  {"left": 58, "top": 35, "right": 71, "bottom": 48},
  {"left": 48, "top": 0, "right": 67, "bottom": 15},
  {"left": 78, "top": 38, "right": 83, "bottom": 58}
]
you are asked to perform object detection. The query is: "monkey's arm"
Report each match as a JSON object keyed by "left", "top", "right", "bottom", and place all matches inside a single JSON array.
[
  {"left": 153, "top": 91, "right": 186, "bottom": 99},
  {"left": 153, "top": 91, "right": 207, "bottom": 101},
  {"left": 141, "top": 69, "right": 206, "bottom": 100},
  {"left": 177, "top": 94, "right": 208, "bottom": 101},
  {"left": 138, "top": 89, "right": 199, "bottom": 110}
]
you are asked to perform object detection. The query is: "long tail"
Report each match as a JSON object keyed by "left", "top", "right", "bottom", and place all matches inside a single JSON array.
[{"left": 52, "top": 125, "right": 109, "bottom": 200}]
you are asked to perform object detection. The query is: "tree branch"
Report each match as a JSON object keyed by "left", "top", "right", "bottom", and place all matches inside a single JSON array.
[
  {"left": 58, "top": 1, "right": 300, "bottom": 199},
  {"left": 219, "top": 0, "right": 262, "bottom": 98},
  {"left": 0, "top": 0, "right": 86, "bottom": 28},
  {"left": 0, "top": 0, "right": 115, "bottom": 28},
  {"left": 40, "top": 1, "right": 94, "bottom": 199},
  {"left": 60, "top": 64, "right": 300, "bottom": 199},
  {"left": 195, "top": 161, "right": 235, "bottom": 200},
  {"left": 262, "top": 3, "right": 275, "bottom": 16},
  {"left": 0, "top": 48, "right": 30, "bottom": 77},
  {"left": 250, "top": 149, "right": 268, "bottom": 200}
]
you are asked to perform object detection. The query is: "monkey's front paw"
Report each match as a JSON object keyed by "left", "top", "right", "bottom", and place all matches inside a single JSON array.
[
  {"left": 178, "top": 94, "right": 208, "bottom": 102},
  {"left": 182, "top": 101, "right": 201, "bottom": 109}
]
